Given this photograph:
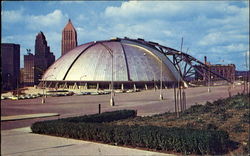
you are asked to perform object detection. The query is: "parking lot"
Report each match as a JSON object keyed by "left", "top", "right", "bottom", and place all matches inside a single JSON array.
[{"left": 1, "top": 84, "right": 244, "bottom": 130}]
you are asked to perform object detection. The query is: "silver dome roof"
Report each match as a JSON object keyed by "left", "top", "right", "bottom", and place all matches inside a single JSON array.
[{"left": 43, "top": 38, "right": 181, "bottom": 82}]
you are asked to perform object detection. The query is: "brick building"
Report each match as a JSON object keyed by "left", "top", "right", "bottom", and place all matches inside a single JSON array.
[
  {"left": 195, "top": 64, "right": 236, "bottom": 82},
  {"left": 61, "top": 19, "right": 77, "bottom": 56},
  {"left": 1, "top": 43, "right": 20, "bottom": 91}
]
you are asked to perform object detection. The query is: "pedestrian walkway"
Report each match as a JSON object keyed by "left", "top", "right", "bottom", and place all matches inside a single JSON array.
[
  {"left": 1, "top": 113, "right": 59, "bottom": 122},
  {"left": 1, "top": 127, "right": 172, "bottom": 156}
]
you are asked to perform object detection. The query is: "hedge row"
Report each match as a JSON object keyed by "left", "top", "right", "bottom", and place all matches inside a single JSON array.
[
  {"left": 31, "top": 110, "right": 230, "bottom": 155},
  {"left": 59, "top": 110, "right": 137, "bottom": 123}
]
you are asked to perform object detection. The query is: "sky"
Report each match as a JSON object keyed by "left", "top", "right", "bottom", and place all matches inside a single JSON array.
[{"left": 2, "top": 1, "right": 249, "bottom": 70}]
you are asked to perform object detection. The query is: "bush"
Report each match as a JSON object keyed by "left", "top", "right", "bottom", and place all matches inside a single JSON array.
[
  {"left": 227, "top": 94, "right": 249, "bottom": 109},
  {"left": 60, "top": 110, "right": 137, "bottom": 123},
  {"left": 31, "top": 110, "right": 231, "bottom": 155},
  {"left": 184, "top": 104, "right": 212, "bottom": 115},
  {"left": 232, "top": 124, "right": 245, "bottom": 133},
  {"left": 241, "top": 112, "right": 250, "bottom": 124},
  {"left": 218, "top": 113, "right": 232, "bottom": 121},
  {"left": 243, "top": 140, "right": 250, "bottom": 154},
  {"left": 206, "top": 123, "right": 218, "bottom": 130}
]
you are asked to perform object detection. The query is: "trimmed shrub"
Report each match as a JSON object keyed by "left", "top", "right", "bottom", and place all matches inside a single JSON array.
[
  {"left": 31, "top": 110, "right": 230, "bottom": 155},
  {"left": 60, "top": 110, "right": 137, "bottom": 123}
]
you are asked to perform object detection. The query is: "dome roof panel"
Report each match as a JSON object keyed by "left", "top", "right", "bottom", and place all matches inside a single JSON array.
[
  {"left": 65, "top": 42, "right": 129, "bottom": 81},
  {"left": 43, "top": 38, "right": 181, "bottom": 83},
  {"left": 43, "top": 42, "right": 93, "bottom": 80}
]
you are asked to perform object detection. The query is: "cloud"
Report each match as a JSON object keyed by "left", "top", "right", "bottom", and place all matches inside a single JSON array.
[
  {"left": 104, "top": 1, "right": 245, "bottom": 21},
  {"left": 76, "top": 14, "right": 87, "bottom": 22},
  {"left": 198, "top": 31, "right": 248, "bottom": 46},
  {"left": 26, "top": 10, "right": 66, "bottom": 30},
  {"left": 2, "top": 1, "right": 248, "bottom": 70},
  {"left": 103, "top": 1, "right": 248, "bottom": 47},
  {"left": 59, "top": 1, "right": 85, "bottom": 4},
  {"left": 2, "top": 8, "right": 68, "bottom": 32},
  {"left": 209, "top": 44, "right": 248, "bottom": 53},
  {"left": 1, "top": 8, "right": 24, "bottom": 23}
]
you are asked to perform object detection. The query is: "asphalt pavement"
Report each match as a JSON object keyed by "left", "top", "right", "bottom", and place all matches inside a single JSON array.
[
  {"left": 1, "top": 85, "right": 244, "bottom": 155},
  {"left": 1, "top": 127, "right": 172, "bottom": 156}
]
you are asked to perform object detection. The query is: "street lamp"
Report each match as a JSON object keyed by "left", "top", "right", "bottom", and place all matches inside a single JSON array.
[
  {"left": 159, "top": 58, "right": 163, "bottom": 100},
  {"left": 41, "top": 74, "right": 55, "bottom": 104},
  {"left": 41, "top": 79, "right": 45, "bottom": 103},
  {"left": 80, "top": 75, "right": 87, "bottom": 93},
  {"left": 99, "top": 42, "right": 115, "bottom": 106},
  {"left": 16, "top": 76, "right": 19, "bottom": 100},
  {"left": 208, "top": 66, "right": 211, "bottom": 93},
  {"left": 32, "top": 67, "right": 46, "bottom": 103},
  {"left": 144, "top": 52, "right": 163, "bottom": 99}
]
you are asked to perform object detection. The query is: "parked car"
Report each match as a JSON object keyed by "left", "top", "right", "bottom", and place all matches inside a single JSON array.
[
  {"left": 1, "top": 96, "right": 7, "bottom": 100},
  {"left": 9, "top": 96, "right": 19, "bottom": 100},
  {"left": 82, "top": 92, "right": 91, "bottom": 95},
  {"left": 126, "top": 89, "right": 134, "bottom": 93},
  {"left": 90, "top": 92, "right": 99, "bottom": 95},
  {"left": 18, "top": 95, "right": 26, "bottom": 100}
]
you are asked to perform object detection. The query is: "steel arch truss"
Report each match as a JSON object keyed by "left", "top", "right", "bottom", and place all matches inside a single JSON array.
[{"left": 120, "top": 37, "right": 232, "bottom": 84}]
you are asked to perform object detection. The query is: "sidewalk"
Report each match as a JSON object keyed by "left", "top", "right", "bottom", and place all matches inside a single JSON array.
[
  {"left": 1, "top": 127, "right": 173, "bottom": 156},
  {"left": 1, "top": 113, "right": 59, "bottom": 122}
]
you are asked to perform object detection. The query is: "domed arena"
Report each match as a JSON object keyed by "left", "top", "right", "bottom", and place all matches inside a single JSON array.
[{"left": 41, "top": 37, "right": 183, "bottom": 90}]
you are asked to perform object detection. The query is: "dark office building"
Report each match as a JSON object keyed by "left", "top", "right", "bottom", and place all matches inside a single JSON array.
[
  {"left": 61, "top": 19, "right": 77, "bottom": 56},
  {"left": 20, "top": 68, "right": 24, "bottom": 87},
  {"left": 23, "top": 31, "right": 55, "bottom": 86},
  {"left": 34, "top": 31, "right": 55, "bottom": 85},
  {"left": 1, "top": 43, "right": 20, "bottom": 91},
  {"left": 23, "top": 53, "right": 35, "bottom": 86}
]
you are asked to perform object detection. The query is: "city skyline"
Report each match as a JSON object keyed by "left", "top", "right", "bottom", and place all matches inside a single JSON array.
[{"left": 2, "top": 1, "right": 249, "bottom": 70}]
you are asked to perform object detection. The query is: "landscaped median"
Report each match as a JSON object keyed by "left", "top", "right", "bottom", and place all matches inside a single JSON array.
[{"left": 31, "top": 110, "right": 231, "bottom": 155}]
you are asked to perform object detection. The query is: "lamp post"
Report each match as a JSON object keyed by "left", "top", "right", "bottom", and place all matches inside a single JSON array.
[
  {"left": 159, "top": 58, "right": 163, "bottom": 100},
  {"left": 80, "top": 75, "right": 87, "bottom": 93},
  {"left": 32, "top": 67, "right": 46, "bottom": 103},
  {"left": 143, "top": 52, "right": 163, "bottom": 99},
  {"left": 41, "top": 79, "right": 45, "bottom": 103},
  {"left": 175, "top": 70, "right": 180, "bottom": 117},
  {"left": 100, "top": 42, "right": 115, "bottom": 106},
  {"left": 208, "top": 66, "right": 211, "bottom": 93},
  {"left": 16, "top": 77, "right": 19, "bottom": 100},
  {"left": 41, "top": 74, "right": 55, "bottom": 103},
  {"left": 153, "top": 75, "right": 156, "bottom": 91}
]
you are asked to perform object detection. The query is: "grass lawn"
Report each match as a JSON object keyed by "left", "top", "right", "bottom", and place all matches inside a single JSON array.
[
  {"left": 32, "top": 93, "right": 249, "bottom": 155},
  {"left": 111, "top": 93, "right": 250, "bottom": 154}
]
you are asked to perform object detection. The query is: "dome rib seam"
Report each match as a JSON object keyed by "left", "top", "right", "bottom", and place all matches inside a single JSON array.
[
  {"left": 63, "top": 42, "right": 98, "bottom": 80},
  {"left": 120, "top": 42, "right": 131, "bottom": 81}
]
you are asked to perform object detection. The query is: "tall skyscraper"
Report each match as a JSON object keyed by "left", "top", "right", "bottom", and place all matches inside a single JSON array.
[
  {"left": 1, "top": 43, "right": 20, "bottom": 91},
  {"left": 61, "top": 19, "right": 78, "bottom": 56},
  {"left": 23, "top": 52, "right": 35, "bottom": 86},
  {"left": 23, "top": 31, "right": 55, "bottom": 86}
]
